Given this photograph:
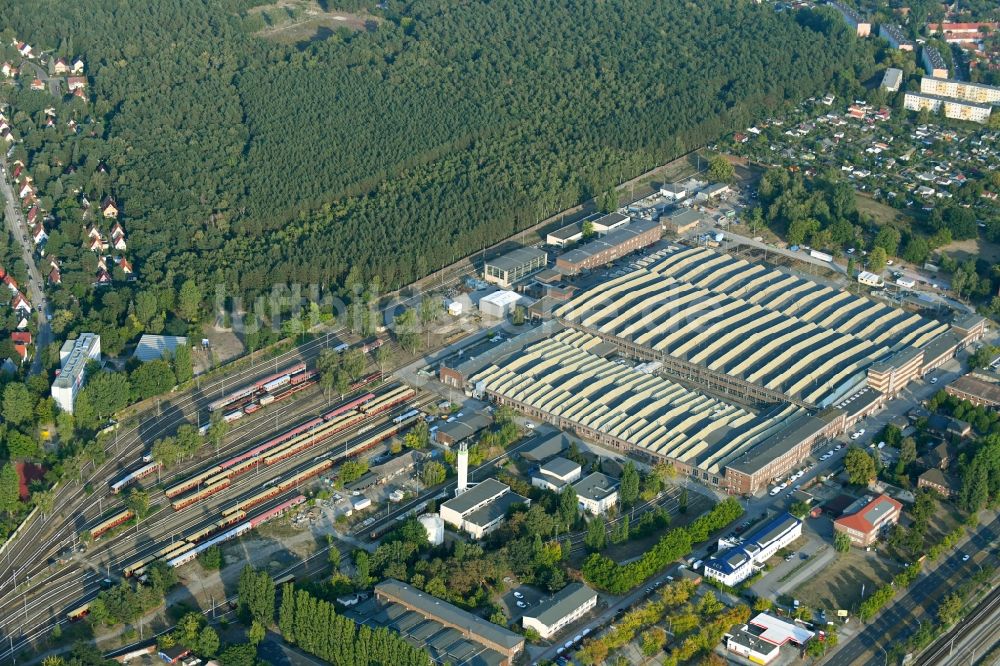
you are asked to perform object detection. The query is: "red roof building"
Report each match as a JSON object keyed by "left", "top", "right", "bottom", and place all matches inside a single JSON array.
[{"left": 833, "top": 494, "right": 902, "bottom": 547}]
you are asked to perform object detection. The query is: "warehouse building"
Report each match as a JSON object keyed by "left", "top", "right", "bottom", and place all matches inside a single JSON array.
[
  {"left": 555, "top": 219, "right": 661, "bottom": 275},
  {"left": 590, "top": 212, "right": 630, "bottom": 234},
  {"left": 483, "top": 247, "right": 547, "bottom": 289},
  {"left": 867, "top": 347, "right": 924, "bottom": 398},
  {"left": 661, "top": 208, "right": 705, "bottom": 234},
  {"left": 546, "top": 223, "right": 583, "bottom": 247},
  {"left": 52, "top": 333, "right": 101, "bottom": 414},
  {"left": 531, "top": 456, "right": 582, "bottom": 492},
  {"left": 555, "top": 246, "right": 948, "bottom": 405},
  {"left": 857, "top": 271, "right": 883, "bottom": 287},
  {"left": 439, "top": 478, "right": 529, "bottom": 539},
  {"left": 834, "top": 494, "right": 902, "bottom": 546},
  {"left": 521, "top": 583, "right": 598, "bottom": 639},
  {"left": 944, "top": 372, "right": 1000, "bottom": 407},
  {"left": 372, "top": 579, "right": 525, "bottom": 665},
  {"left": 904, "top": 91, "right": 993, "bottom": 124},
  {"left": 704, "top": 513, "right": 802, "bottom": 587},
  {"left": 479, "top": 290, "right": 524, "bottom": 320},
  {"left": 434, "top": 412, "right": 493, "bottom": 446},
  {"left": 132, "top": 334, "right": 188, "bottom": 362}
]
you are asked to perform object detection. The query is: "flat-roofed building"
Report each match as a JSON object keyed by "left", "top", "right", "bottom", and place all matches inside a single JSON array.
[
  {"left": 704, "top": 513, "right": 802, "bottom": 587},
  {"left": 590, "top": 212, "right": 630, "bottom": 234},
  {"left": 132, "top": 334, "right": 188, "bottom": 363},
  {"left": 829, "top": 1, "right": 871, "bottom": 36},
  {"left": 879, "top": 23, "right": 914, "bottom": 50},
  {"left": 881, "top": 67, "right": 903, "bottom": 92},
  {"left": 834, "top": 493, "right": 902, "bottom": 546},
  {"left": 374, "top": 579, "right": 525, "bottom": 664},
  {"left": 921, "top": 46, "right": 949, "bottom": 78},
  {"left": 483, "top": 247, "right": 547, "bottom": 289},
  {"left": 726, "top": 626, "right": 781, "bottom": 664},
  {"left": 867, "top": 346, "right": 923, "bottom": 397},
  {"left": 658, "top": 182, "right": 688, "bottom": 201},
  {"left": 857, "top": 270, "right": 883, "bottom": 287},
  {"left": 479, "top": 290, "right": 524, "bottom": 320},
  {"left": 904, "top": 91, "right": 994, "bottom": 124},
  {"left": 52, "top": 333, "right": 101, "bottom": 414},
  {"left": 573, "top": 472, "right": 619, "bottom": 515},
  {"left": 531, "top": 456, "right": 582, "bottom": 492},
  {"left": 521, "top": 583, "right": 597, "bottom": 639},
  {"left": 724, "top": 409, "right": 845, "bottom": 495},
  {"left": 920, "top": 76, "right": 1000, "bottom": 105},
  {"left": 555, "top": 219, "right": 661, "bottom": 275},
  {"left": 435, "top": 412, "right": 493, "bottom": 446},
  {"left": 546, "top": 223, "right": 583, "bottom": 247},
  {"left": 944, "top": 373, "right": 1000, "bottom": 408},
  {"left": 661, "top": 208, "right": 705, "bottom": 234},
  {"left": 439, "top": 478, "right": 529, "bottom": 539}
]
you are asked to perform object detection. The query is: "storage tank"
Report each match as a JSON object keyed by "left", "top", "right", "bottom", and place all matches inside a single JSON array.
[{"left": 418, "top": 513, "right": 445, "bottom": 546}]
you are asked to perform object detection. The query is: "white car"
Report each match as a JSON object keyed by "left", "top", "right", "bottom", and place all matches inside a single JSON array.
[
  {"left": 513, "top": 591, "right": 524, "bottom": 599},
  {"left": 856, "top": 428, "right": 866, "bottom": 436},
  {"left": 516, "top": 601, "right": 526, "bottom": 608},
  {"left": 850, "top": 432, "right": 861, "bottom": 440},
  {"left": 962, "top": 554, "right": 970, "bottom": 562},
  {"left": 835, "top": 444, "right": 843, "bottom": 450},
  {"left": 930, "top": 377, "right": 938, "bottom": 384}
]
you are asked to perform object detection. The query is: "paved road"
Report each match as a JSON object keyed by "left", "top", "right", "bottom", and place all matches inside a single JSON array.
[
  {"left": 821, "top": 515, "right": 1000, "bottom": 666},
  {"left": 0, "top": 156, "right": 52, "bottom": 374}
]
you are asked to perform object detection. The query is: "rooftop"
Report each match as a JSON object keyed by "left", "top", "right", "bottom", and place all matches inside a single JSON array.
[
  {"left": 538, "top": 456, "right": 581, "bottom": 479},
  {"left": 132, "top": 334, "right": 187, "bottom": 362},
  {"left": 480, "top": 290, "right": 523, "bottom": 308},
  {"left": 558, "top": 219, "right": 660, "bottom": 266},
  {"left": 923, "top": 76, "right": 1000, "bottom": 94},
  {"left": 441, "top": 478, "right": 510, "bottom": 516},
  {"left": 906, "top": 91, "right": 994, "bottom": 112},
  {"left": 485, "top": 247, "right": 547, "bottom": 273},
  {"left": 465, "top": 490, "right": 529, "bottom": 528},
  {"left": 520, "top": 431, "right": 571, "bottom": 462},
  {"left": 53, "top": 333, "right": 100, "bottom": 390},
  {"left": 437, "top": 412, "right": 493, "bottom": 443},
  {"left": 547, "top": 223, "right": 583, "bottom": 242},
  {"left": 376, "top": 579, "right": 525, "bottom": 651},
  {"left": 727, "top": 409, "right": 842, "bottom": 476},
  {"left": 749, "top": 612, "right": 813, "bottom": 646},
  {"left": 728, "top": 626, "right": 780, "bottom": 656},
  {"left": 522, "top": 583, "right": 597, "bottom": 628},
  {"left": 923, "top": 46, "right": 948, "bottom": 69},
  {"left": 573, "top": 472, "right": 619, "bottom": 502},
  {"left": 745, "top": 512, "right": 801, "bottom": 549},
  {"left": 835, "top": 493, "right": 901, "bottom": 533}
]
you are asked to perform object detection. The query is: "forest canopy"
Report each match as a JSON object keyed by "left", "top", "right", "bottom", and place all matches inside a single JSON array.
[{"left": 0, "top": 0, "right": 876, "bottom": 301}]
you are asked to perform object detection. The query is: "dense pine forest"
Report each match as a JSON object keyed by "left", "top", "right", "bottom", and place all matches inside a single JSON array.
[{"left": 0, "top": 0, "right": 878, "bottom": 306}]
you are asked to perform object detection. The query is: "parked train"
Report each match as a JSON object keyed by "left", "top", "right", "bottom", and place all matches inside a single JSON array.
[
  {"left": 109, "top": 461, "right": 161, "bottom": 494},
  {"left": 166, "top": 385, "right": 415, "bottom": 509},
  {"left": 88, "top": 509, "right": 135, "bottom": 540},
  {"left": 207, "top": 361, "right": 310, "bottom": 413}
]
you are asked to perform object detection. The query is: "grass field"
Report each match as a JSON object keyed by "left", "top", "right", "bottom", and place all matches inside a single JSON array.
[
  {"left": 792, "top": 549, "right": 903, "bottom": 613},
  {"left": 855, "top": 193, "right": 913, "bottom": 227},
  {"left": 253, "top": 0, "right": 378, "bottom": 45}
]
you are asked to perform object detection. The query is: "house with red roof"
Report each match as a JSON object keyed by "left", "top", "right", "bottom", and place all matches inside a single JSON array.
[
  {"left": 11, "top": 292, "right": 31, "bottom": 314},
  {"left": 48, "top": 265, "right": 61, "bottom": 285},
  {"left": 67, "top": 77, "right": 87, "bottom": 91},
  {"left": 833, "top": 493, "right": 902, "bottom": 546},
  {"left": 30, "top": 78, "right": 45, "bottom": 91},
  {"left": 3, "top": 275, "right": 18, "bottom": 293},
  {"left": 100, "top": 196, "right": 119, "bottom": 219}
]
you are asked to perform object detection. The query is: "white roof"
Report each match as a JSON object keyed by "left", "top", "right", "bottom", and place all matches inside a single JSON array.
[
  {"left": 480, "top": 290, "right": 522, "bottom": 307},
  {"left": 749, "top": 613, "right": 813, "bottom": 646},
  {"left": 858, "top": 271, "right": 882, "bottom": 281}
]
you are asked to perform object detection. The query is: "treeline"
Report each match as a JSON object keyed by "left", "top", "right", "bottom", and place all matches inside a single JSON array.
[
  {"left": 278, "top": 584, "right": 430, "bottom": 666},
  {"left": 582, "top": 498, "right": 744, "bottom": 594},
  {"left": 0, "top": 0, "right": 874, "bottom": 312}
]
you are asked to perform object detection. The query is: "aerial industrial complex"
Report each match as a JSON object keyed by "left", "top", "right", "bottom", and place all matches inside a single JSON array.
[{"left": 444, "top": 243, "right": 985, "bottom": 494}]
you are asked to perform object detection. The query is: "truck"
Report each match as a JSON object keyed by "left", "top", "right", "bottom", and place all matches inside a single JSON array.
[{"left": 809, "top": 249, "right": 833, "bottom": 262}]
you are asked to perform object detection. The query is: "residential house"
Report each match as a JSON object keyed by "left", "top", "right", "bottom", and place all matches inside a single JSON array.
[
  {"left": 17, "top": 180, "right": 33, "bottom": 199},
  {"left": 96, "top": 255, "right": 108, "bottom": 272},
  {"left": 110, "top": 221, "right": 125, "bottom": 240},
  {"left": 71, "top": 58, "right": 85, "bottom": 74},
  {"left": 30, "top": 79, "right": 45, "bottom": 91},
  {"left": 31, "top": 224, "right": 47, "bottom": 245},
  {"left": 53, "top": 58, "right": 69, "bottom": 75},
  {"left": 111, "top": 235, "right": 126, "bottom": 251},
  {"left": 10, "top": 332, "right": 31, "bottom": 363},
  {"left": 72, "top": 87, "right": 86, "bottom": 101},
  {"left": 11, "top": 292, "right": 31, "bottom": 314},
  {"left": 3, "top": 275, "right": 18, "bottom": 293},
  {"left": 100, "top": 196, "right": 118, "bottom": 218},
  {"left": 917, "top": 468, "right": 956, "bottom": 497},
  {"left": 94, "top": 269, "right": 111, "bottom": 286},
  {"left": 1, "top": 62, "right": 16, "bottom": 78},
  {"left": 117, "top": 257, "right": 133, "bottom": 275},
  {"left": 16, "top": 43, "right": 32, "bottom": 58},
  {"left": 47, "top": 265, "right": 61, "bottom": 285},
  {"left": 26, "top": 206, "right": 39, "bottom": 226},
  {"left": 66, "top": 77, "right": 87, "bottom": 91},
  {"left": 88, "top": 236, "right": 108, "bottom": 253}
]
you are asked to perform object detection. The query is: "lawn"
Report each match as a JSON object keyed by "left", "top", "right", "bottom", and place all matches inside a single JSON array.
[
  {"left": 791, "top": 549, "right": 903, "bottom": 614},
  {"left": 252, "top": 0, "right": 379, "bottom": 45},
  {"left": 855, "top": 193, "right": 913, "bottom": 228}
]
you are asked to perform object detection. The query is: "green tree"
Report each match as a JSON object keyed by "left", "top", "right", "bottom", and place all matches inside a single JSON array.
[
  {"left": 237, "top": 566, "right": 276, "bottom": 625},
  {"left": 404, "top": 420, "right": 430, "bottom": 450},
  {"left": 197, "top": 545, "right": 223, "bottom": 570},
  {"left": 420, "top": 460, "right": 446, "bottom": 487},
  {"left": 844, "top": 447, "right": 876, "bottom": 485},
  {"left": 3, "top": 383, "right": 34, "bottom": 425},
  {"left": 899, "top": 437, "right": 917, "bottom": 465},
  {"left": 868, "top": 246, "right": 887, "bottom": 272},
  {"left": 198, "top": 626, "right": 220, "bottom": 657},
  {"left": 178, "top": 279, "right": 202, "bottom": 322},
  {"left": 173, "top": 343, "right": 193, "bottom": 384},
  {"left": 0, "top": 463, "right": 21, "bottom": 515},
  {"left": 937, "top": 592, "right": 962, "bottom": 626},
  {"left": 82, "top": 372, "right": 131, "bottom": 419},
  {"left": 130, "top": 360, "right": 176, "bottom": 401},
  {"left": 585, "top": 516, "right": 606, "bottom": 551},
  {"left": 708, "top": 155, "right": 735, "bottom": 183},
  {"left": 619, "top": 461, "right": 640, "bottom": 507},
  {"left": 834, "top": 531, "right": 852, "bottom": 553},
  {"left": 125, "top": 488, "right": 150, "bottom": 522},
  {"left": 248, "top": 619, "right": 265, "bottom": 647},
  {"left": 789, "top": 501, "right": 810, "bottom": 519},
  {"left": 873, "top": 226, "right": 901, "bottom": 256}
]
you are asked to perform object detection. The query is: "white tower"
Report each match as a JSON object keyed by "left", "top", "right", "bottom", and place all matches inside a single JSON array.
[{"left": 456, "top": 441, "right": 469, "bottom": 495}]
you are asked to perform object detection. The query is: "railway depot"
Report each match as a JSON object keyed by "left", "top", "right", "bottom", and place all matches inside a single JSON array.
[{"left": 454, "top": 245, "right": 986, "bottom": 494}]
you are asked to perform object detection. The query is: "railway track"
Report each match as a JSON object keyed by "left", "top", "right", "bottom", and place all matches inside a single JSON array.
[
  {"left": 0, "top": 391, "right": 431, "bottom": 656},
  {"left": 916, "top": 585, "right": 1000, "bottom": 666}
]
